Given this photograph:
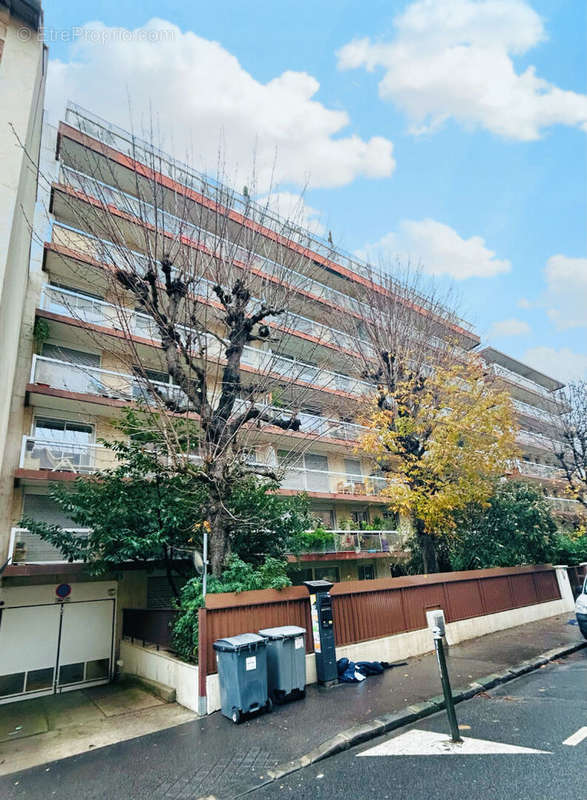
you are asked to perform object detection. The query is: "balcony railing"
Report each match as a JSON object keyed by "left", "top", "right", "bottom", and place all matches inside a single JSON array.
[
  {"left": 513, "top": 399, "right": 554, "bottom": 424},
  {"left": 7, "top": 527, "right": 90, "bottom": 565},
  {"left": 513, "top": 460, "right": 565, "bottom": 480},
  {"left": 31, "top": 343, "right": 372, "bottom": 405},
  {"left": 289, "top": 531, "right": 405, "bottom": 555},
  {"left": 545, "top": 496, "right": 584, "bottom": 513},
  {"left": 19, "top": 436, "right": 113, "bottom": 474},
  {"left": 490, "top": 364, "right": 558, "bottom": 401},
  {"left": 65, "top": 102, "right": 476, "bottom": 335},
  {"left": 516, "top": 428, "right": 555, "bottom": 451},
  {"left": 281, "top": 467, "right": 388, "bottom": 496}
]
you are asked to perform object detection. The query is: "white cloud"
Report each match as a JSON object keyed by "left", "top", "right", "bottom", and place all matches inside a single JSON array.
[
  {"left": 258, "top": 192, "right": 326, "bottom": 235},
  {"left": 337, "top": 0, "right": 587, "bottom": 141},
  {"left": 544, "top": 254, "right": 587, "bottom": 329},
  {"left": 357, "top": 218, "right": 511, "bottom": 280},
  {"left": 47, "top": 19, "right": 395, "bottom": 192},
  {"left": 517, "top": 297, "right": 532, "bottom": 309},
  {"left": 524, "top": 346, "right": 587, "bottom": 383},
  {"left": 490, "top": 318, "right": 531, "bottom": 337}
]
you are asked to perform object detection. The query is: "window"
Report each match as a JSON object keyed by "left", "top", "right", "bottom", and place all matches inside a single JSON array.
[
  {"left": 351, "top": 509, "right": 369, "bottom": 525},
  {"left": 315, "top": 566, "right": 340, "bottom": 583},
  {"left": 358, "top": 565, "right": 375, "bottom": 581},
  {"left": 42, "top": 344, "right": 100, "bottom": 367},
  {"left": 312, "top": 508, "right": 335, "bottom": 529},
  {"left": 22, "top": 493, "right": 76, "bottom": 528},
  {"left": 29, "top": 418, "right": 94, "bottom": 472},
  {"left": 344, "top": 458, "right": 362, "bottom": 477}
]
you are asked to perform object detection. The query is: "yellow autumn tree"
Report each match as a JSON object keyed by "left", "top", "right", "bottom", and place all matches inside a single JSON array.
[{"left": 360, "top": 355, "right": 519, "bottom": 573}]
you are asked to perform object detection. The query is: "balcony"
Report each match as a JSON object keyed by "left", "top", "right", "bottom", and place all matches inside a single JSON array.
[
  {"left": 513, "top": 399, "right": 554, "bottom": 425},
  {"left": 63, "top": 102, "right": 477, "bottom": 339},
  {"left": 513, "top": 460, "right": 565, "bottom": 481},
  {"left": 288, "top": 531, "right": 405, "bottom": 556},
  {"left": 545, "top": 497, "right": 584, "bottom": 514},
  {"left": 490, "top": 363, "right": 557, "bottom": 402},
  {"left": 516, "top": 428, "right": 555, "bottom": 451},
  {"left": 281, "top": 467, "right": 388, "bottom": 497},
  {"left": 19, "top": 436, "right": 114, "bottom": 474},
  {"left": 7, "top": 527, "right": 89, "bottom": 566}
]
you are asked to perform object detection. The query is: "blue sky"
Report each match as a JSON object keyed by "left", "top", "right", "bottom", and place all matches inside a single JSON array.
[{"left": 44, "top": 0, "right": 587, "bottom": 381}]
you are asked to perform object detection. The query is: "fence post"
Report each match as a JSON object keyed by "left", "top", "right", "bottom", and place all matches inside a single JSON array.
[
  {"left": 553, "top": 565, "right": 574, "bottom": 610},
  {"left": 197, "top": 606, "right": 208, "bottom": 716}
]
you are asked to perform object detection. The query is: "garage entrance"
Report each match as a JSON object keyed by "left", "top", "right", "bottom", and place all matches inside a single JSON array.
[{"left": 0, "top": 598, "right": 115, "bottom": 704}]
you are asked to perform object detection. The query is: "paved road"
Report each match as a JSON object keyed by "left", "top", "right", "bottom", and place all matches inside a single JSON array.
[
  {"left": 250, "top": 649, "right": 587, "bottom": 800},
  {"left": 0, "top": 619, "right": 582, "bottom": 800}
]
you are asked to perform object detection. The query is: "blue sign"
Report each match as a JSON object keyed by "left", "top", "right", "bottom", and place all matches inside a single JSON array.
[{"left": 56, "top": 583, "right": 71, "bottom": 599}]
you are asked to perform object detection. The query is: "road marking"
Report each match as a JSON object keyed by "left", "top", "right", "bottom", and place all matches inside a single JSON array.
[
  {"left": 563, "top": 727, "right": 587, "bottom": 747},
  {"left": 358, "top": 730, "right": 551, "bottom": 757}
]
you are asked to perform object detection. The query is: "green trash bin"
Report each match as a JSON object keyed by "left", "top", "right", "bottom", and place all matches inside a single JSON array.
[
  {"left": 213, "top": 633, "right": 271, "bottom": 723},
  {"left": 258, "top": 625, "right": 306, "bottom": 703}
]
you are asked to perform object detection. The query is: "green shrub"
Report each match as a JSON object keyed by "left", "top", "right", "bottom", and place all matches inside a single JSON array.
[{"left": 171, "top": 555, "right": 292, "bottom": 663}]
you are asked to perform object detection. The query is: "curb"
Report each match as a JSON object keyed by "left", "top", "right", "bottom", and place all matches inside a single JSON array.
[{"left": 262, "top": 639, "right": 586, "bottom": 785}]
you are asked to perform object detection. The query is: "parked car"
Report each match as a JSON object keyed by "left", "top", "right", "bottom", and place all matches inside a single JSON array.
[{"left": 575, "top": 575, "right": 587, "bottom": 639}]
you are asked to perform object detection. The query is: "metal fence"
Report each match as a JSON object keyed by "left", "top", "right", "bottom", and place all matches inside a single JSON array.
[{"left": 197, "top": 565, "right": 561, "bottom": 674}]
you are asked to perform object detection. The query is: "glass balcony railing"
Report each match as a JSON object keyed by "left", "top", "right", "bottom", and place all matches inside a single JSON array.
[
  {"left": 512, "top": 460, "right": 565, "bottom": 480},
  {"left": 55, "top": 169, "right": 467, "bottom": 355},
  {"left": 40, "top": 281, "right": 371, "bottom": 363},
  {"left": 64, "top": 102, "right": 476, "bottom": 336},
  {"left": 545, "top": 496, "right": 583, "bottom": 513},
  {"left": 280, "top": 467, "right": 388, "bottom": 496},
  {"left": 490, "top": 364, "right": 558, "bottom": 401},
  {"left": 288, "top": 531, "right": 405, "bottom": 555},
  {"left": 513, "top": 399, "right": 554, "bottom": 424},
  {"left": 19, "top": 436, "right": 114, "bottom": 474},
  {"left": 516, "top": 428, "right": 555, "bottom": 450},
  {"left": 29, "top": 355, "right": 368, "bottom": 440},
  {"left": 8, "top": 527, "right": 90, "bottom": 565}
]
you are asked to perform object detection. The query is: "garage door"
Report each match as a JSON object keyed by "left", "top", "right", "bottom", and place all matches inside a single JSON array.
[{"left": 0, "top": 599, "right": 115, "bottom": 704}]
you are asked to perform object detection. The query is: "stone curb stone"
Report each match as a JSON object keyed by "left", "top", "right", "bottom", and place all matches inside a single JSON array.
[{"left": 256, "top": 640, "right": 586, "bottom": 795}]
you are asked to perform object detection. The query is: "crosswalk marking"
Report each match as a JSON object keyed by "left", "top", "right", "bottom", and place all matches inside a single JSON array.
[
  {"left": 563, "top": 727, "right": 587, "bottom": 747},
  {"left": 358, "top": 729, "right": 551, "bottom": 757}
]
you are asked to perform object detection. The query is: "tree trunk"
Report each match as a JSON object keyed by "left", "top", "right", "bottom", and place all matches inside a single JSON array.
[
  {"left": 208, "top": 502, "right": 229, "bottom": 577},
  {"left": 415, "top": 517, "right": 439, "bottom": 574}
]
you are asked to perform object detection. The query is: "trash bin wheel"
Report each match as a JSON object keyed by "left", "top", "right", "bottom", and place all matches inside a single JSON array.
[
  {"left": 271, "top": 689, "right": 286, "bottom": 705},
  {"left": 296, "top": 688, "right": 306, "bottom": 700},
  {"left": 264, "top": 697, "right": 273, "bottom": 713},
  {"left": 231, "top": 709, "right": 243, "bottom": 724}
]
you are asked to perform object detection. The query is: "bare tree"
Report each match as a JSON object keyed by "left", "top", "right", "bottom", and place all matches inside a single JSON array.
[
  {"left": 550, "top": 380, "right": 587, "bottom": 512},
  {"left": 37, "top": 110, "right": 367, "bottom": 574}
]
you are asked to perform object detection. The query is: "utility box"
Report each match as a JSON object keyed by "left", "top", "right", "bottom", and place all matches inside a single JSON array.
[
  {"left": 304, "top": 580, "right": 337, "bottom": 685},
  {"left": 258, "top": 625, "right": 306, "bottom": 703},
  {"left": 213, "top": 633, "right": 271, "bottom": 723}
]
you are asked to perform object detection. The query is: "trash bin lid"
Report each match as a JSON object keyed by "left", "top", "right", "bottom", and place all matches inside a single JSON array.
[
  {"left": 258, "top": 625, "right": 306, "bottom": 640},
  {"left": 213, "top": 633, "right": 267, "bottom": 652}
]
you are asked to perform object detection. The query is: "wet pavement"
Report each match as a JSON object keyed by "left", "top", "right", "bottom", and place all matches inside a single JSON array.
[{"left": 0, "top": 613, "right": 583, "bottom": 799}]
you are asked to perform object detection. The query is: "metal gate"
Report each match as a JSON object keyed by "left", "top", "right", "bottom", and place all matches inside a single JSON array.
[{"left": 0, "top": 599, "right": 115, "bottom": 704}]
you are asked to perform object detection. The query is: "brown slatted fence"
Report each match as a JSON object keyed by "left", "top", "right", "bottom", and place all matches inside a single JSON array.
[{"left": 201, "top": 565, "right": 562, "bottom": 673}]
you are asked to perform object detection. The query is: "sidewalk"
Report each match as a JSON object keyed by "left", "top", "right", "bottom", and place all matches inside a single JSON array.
[{"left": 0, "top": 613, "right": 584, "bottom": 800}]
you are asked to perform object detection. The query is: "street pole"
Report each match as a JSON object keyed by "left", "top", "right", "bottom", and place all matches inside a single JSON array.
[
  {"left": 202, "top": 531, "right": 208, "bottom": 598},
  {"left": 433, "top": 627, "right": 462, "bottom": 743}
]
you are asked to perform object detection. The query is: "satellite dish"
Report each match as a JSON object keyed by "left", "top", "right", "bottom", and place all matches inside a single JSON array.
[{"left": 192, "top": 550, "right": 204, "bottom": 574}]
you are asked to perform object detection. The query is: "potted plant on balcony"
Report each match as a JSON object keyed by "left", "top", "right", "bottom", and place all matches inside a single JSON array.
[{"left": 13, "top": 540, "right": 27, "bottom": 563}]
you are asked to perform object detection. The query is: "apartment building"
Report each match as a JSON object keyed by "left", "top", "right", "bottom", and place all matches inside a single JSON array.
[{"left": 0, "top": 101, "right": 580, "bottom": 704}]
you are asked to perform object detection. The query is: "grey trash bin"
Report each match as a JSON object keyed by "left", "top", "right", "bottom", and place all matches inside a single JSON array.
[
  {"left": 213, "top": 633, "right": 271, "bottom": 723},
  {"left": 258, "top": 625, "right": 306, "bottom": 703}
]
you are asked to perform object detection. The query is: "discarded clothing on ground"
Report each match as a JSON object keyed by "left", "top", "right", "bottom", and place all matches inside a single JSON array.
[{"left": 337, "top": 657, "right": 408, "bottom": 683}]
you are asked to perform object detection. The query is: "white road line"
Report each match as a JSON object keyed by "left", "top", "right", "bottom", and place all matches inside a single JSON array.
[
  {"left": 358, "top": 729, "right": 551, "bottom": 757},
  {"left": 563, "top": 727, "right": 587, "bottom": 747}
]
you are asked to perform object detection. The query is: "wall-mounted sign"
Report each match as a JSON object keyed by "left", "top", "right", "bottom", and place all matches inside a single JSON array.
[{"left": 55, "top": 583, "right": 72, "bottom": 600}]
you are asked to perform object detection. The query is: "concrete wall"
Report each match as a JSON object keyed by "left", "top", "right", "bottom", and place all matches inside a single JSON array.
[
  {"left": 0, "top": 10, "right": 47, "bottom": 562},
  {"left": 121, "top": 566, "right": 576, "bottom": 715}
]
